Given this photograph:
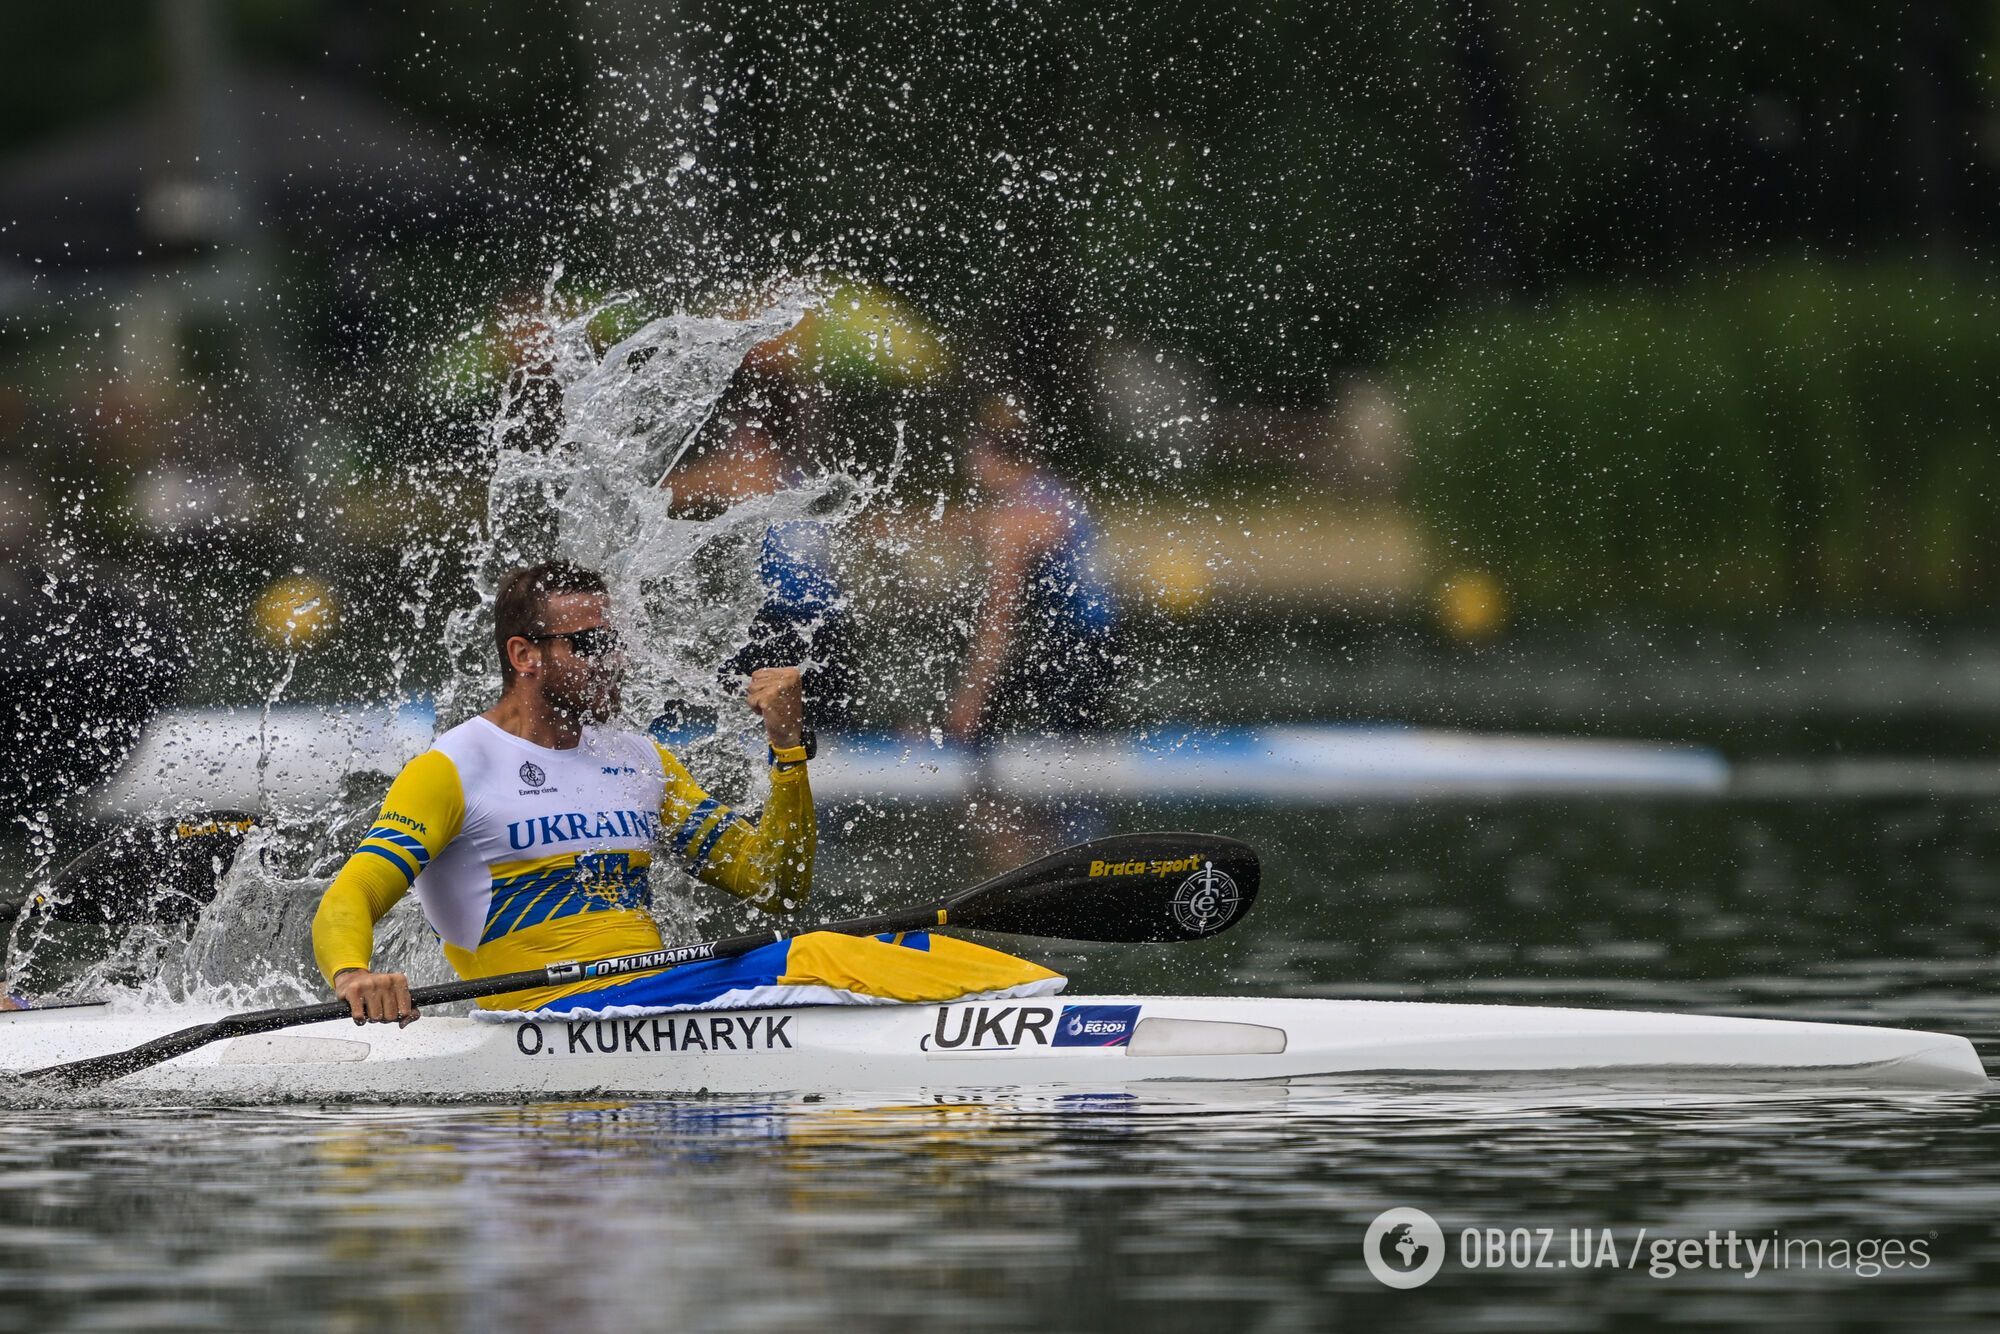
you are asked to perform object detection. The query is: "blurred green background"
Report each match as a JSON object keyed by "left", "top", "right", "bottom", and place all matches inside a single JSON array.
[{"left": 1, "top": 1, "right": 1996, "bottom": 732}]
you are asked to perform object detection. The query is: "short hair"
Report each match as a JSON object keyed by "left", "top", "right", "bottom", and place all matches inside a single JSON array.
[{"left": 493, "top": 561, "right": 607, "bottom": 683}]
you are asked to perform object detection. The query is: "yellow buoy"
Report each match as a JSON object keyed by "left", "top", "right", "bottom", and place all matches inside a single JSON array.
[
  {"left": 253, "top": 574, "right": 339, "bottom": 649},
  {"left": 1149, "top": 548, "right": 1212, "bottom": 616},
  {"left": 1437, "top": 570, "right": 1506, "bottom": 641}
]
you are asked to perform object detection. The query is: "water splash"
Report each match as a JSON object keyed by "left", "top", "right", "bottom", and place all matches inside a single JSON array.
[
  {"left": 441, "top": 283, "right": 828, "bottom": 732},
  {"left": 254, "top": 650, "right": 302, "bottom": 810},
  {"left": 8, "top": 285, "right": 896, "bottom": 1009},
  {"left": 445, "top": 281, "right": 896, "bottom": 941}
]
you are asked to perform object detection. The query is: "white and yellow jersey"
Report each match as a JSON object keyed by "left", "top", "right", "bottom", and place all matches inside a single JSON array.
[{"left": 312, "top": 715, "right": 813, "bottom": 1010}]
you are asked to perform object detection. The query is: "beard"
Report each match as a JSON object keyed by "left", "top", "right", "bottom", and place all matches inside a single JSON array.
[{"left": 548, "top": 676, "right": 621, "bottom": 726}]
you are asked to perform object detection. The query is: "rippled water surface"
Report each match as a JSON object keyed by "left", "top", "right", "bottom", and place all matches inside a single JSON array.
[{"left": 6, "top": 795, "right": 2000, "bottom": 1331}]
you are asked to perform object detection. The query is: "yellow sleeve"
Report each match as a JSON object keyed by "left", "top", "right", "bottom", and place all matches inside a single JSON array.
[
  {"left": 655, "top": 743, "right": 815, "bottom": 915},
  {"left": 311, "top": 748, "right": 467, "bottom": 987}
]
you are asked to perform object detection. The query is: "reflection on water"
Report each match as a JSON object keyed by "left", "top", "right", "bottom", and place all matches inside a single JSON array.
[
  {"left": 5, "top": 796, "right": 2000, "bottom": 1330},
  {"left": 4, "top": 1083, "right": 1998, "bottom": 1332}
]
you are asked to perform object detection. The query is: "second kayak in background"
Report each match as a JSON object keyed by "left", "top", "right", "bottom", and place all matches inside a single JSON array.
[{"left": 90, "top": 705, "right": 1729, "bottom": 816}]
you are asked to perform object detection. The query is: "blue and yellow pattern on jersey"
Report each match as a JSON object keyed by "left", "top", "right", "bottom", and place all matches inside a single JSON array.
[
  {"left": 667, "top": 798, "right": 741, "bottom": 874},
  {"left": 480, "top": 850, "right": 654, "bottom": 944},
  {"left": 357, "top": 824, "right": 432, "bottom": 885},
  {"left": 312, "top": 730, "right": 819, "bottom": 1012},
  {"left": 440, "top": 847, "right": 670, "bottom": 989}
]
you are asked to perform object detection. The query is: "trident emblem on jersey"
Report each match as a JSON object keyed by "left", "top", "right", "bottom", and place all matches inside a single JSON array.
[{"left": 575, "top": 851, "right": 649, "bottom": 910}]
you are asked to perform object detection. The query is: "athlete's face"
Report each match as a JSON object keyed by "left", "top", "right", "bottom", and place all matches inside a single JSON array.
[
  {"left": 966, "top": 437, "right": 1030, "bottom": 494},
  {"left": 529, "top": 591, "right": 625, "bottom": 723}
]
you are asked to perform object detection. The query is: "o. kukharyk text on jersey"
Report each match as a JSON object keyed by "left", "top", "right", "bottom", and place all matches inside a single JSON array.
[{"left": 312, "top": 716, "right": 814, "bottom": 1011}]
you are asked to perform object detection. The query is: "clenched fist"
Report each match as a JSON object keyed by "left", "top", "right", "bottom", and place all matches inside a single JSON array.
[{"left": 745, "top": 666, "right": 805, "bottom": 750}]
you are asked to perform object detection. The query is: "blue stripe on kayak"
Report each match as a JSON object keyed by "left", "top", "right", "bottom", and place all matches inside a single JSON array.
[{"left": 531, "top": 938, "right": 796, "bottom": 1014}]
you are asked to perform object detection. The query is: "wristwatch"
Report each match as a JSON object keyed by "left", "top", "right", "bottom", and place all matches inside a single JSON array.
[{"left": 770, "top": 729, "right": 817, "bottom": 767}]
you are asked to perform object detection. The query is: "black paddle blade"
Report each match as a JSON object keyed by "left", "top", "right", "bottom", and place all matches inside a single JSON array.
[
  {"left": 27, "top": 1018, "right": 228, "bottom": 1089},
  {"left": 943, "top": 832, "right": 1259, "bottom": 943},
  {"left": 6, "top": 812, "right": 258, "bottom": 999}
]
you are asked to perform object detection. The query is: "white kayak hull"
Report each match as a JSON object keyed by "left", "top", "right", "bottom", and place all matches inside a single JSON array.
[{"left": 2, "top": 997, "right": 1984, "bottom": 1097}]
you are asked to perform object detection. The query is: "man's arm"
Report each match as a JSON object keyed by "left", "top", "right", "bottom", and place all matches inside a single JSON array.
[
  {"left": 655, "top": 670, "right": 815, "bottom": 914},
  {"left": 310, "top": 748, "right": 466, "bottom": 1023},
  {"left": 944, "top": 505, "right": 1064, "bottom": 741}
]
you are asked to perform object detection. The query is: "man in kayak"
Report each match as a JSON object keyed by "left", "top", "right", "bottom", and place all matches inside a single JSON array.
[{"left": 315, "top": 561, "right": 1056, "bottom": 1024}]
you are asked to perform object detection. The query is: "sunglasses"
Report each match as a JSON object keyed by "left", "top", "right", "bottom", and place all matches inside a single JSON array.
[{"left": 524, "top": 625, "right": 624, "bottom": 659}]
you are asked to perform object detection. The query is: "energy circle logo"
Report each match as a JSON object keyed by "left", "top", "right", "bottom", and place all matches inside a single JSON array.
[
  {"left": 1171, "top": 864, "right": 1239, "bottom": 934},
  {"left": 1364, "top": 1208, "right": 1446, "bottom": 1289},
  {"left": 519, "top": 761, "right": 546, "bottom": 788}
]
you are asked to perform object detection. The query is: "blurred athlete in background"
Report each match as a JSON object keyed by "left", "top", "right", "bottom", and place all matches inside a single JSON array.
[{"left": 943, "top": 391, "right": 1118, "bottom": 743}]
